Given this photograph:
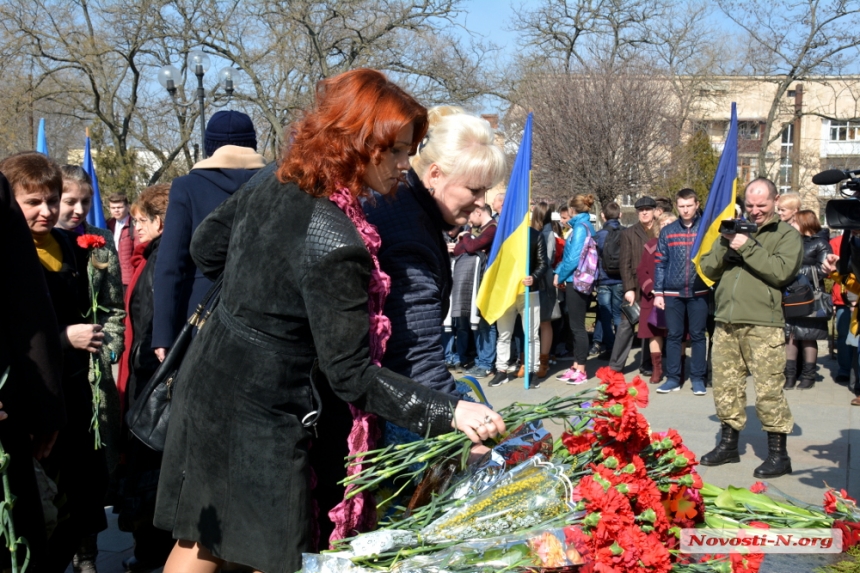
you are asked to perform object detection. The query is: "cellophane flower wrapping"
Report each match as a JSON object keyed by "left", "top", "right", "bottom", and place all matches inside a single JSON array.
[
  {"left": 420, "top": 455, "right": 575, "bottom": 543},
  {"left": 389, "top": 527, "right": 585, "bottom": 572},
  {"left": 445, "top": 420, "right": 553, "bottom": 503}
]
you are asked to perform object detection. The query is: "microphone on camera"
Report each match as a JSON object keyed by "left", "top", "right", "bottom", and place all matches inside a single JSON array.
[{"left": 812, "top": 169, "right": 850, "bottom": 185}]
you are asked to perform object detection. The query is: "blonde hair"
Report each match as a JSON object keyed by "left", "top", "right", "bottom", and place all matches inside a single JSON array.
[
  {"left": 410, "top": 106, "right": 506, "bottom": 189},
  {"left": 569, "top": 194, "right": 595, "bottom": 214},
  {"left": 658, "top": 213, "right": 677, "bottom": 227},
  {"left": 777, "top": 192, "right": 801, "bottom": 212}
]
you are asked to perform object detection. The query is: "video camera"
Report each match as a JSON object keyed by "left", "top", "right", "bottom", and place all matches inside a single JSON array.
[
  {"left": 813, "top": 168, "right": 860, "bottom": 229},
  {"left": 718, "top": 219, "right": 758, "bottom": 234}
]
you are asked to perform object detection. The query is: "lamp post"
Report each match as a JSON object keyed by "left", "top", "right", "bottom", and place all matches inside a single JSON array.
[{"left": 158, "top": 50, "right": 242, "bottom": 160}]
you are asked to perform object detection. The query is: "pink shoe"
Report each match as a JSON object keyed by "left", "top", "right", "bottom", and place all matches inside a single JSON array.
[
  {"left": 556, "top": 368, "right": 577, "bottom": 381},
  {"left": 566, "top": 370, "right": 588, "bottom": 385}
]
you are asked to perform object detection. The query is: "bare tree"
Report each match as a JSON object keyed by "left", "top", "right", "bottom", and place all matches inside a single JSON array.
[
  {"left": 0, "top": 0, "right": 200, "bottom": 192},
  {"left": 511, "top": 0, "right": 676, "bottom": 71},
  {"left": 511, "top": 61, "right": 682, "bottom": 207},
  {"left": 161, "top": 0, "right": 506, "bottom": 148},
  {"left": 715, "top": 0, "right": 860, "bottom": 178}
]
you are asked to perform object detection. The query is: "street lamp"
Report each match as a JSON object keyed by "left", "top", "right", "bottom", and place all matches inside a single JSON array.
[{"left": 158, "top": 50, "right": 243, "bottom": 159}]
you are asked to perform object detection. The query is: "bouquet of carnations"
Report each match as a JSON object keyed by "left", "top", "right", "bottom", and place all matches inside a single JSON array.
[{"left": 303, "top": 366, "right": 860, "bottom": 573}]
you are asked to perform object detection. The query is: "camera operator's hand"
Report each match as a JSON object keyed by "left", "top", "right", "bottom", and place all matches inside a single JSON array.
[
  {"left": 721, "top": 232, "right": 749, "bottom": 251},
  {"left": 822, "top": 253, "right": 840, "bottom": 275}
]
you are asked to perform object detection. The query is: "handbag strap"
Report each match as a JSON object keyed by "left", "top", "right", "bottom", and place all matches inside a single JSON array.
[
  {"left": 189, "top": 274, "right": 224, "bottom": 327},
  {"left": 810, "top": 267, "right": 821, "bottom": 291}
]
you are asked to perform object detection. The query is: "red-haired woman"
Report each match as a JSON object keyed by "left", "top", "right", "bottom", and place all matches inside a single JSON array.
[
  {"left": 154, "top": 69, "right": 505, "bottom": 573},
  {"left": 784, "top": 210, "right": 832, "bottom": 389}
]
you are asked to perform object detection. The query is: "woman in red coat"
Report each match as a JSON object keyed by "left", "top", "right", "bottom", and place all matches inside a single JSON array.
[{"left": 637, "top": 214, "right": 676, "bottom": 384}]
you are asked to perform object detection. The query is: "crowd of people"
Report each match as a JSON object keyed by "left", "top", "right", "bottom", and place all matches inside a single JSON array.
[{"left": 0, "top": 66, "right": 855, "bottom": 573}]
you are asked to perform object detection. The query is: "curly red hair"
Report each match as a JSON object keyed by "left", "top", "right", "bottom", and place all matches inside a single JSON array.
[{"left": 277, "top": 69, "right": 428, "bottom": 198}]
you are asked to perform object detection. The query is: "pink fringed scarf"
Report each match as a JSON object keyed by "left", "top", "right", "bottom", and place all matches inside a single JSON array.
[{"left": 326, "top": 187, "right": 392, "bottom": 544}]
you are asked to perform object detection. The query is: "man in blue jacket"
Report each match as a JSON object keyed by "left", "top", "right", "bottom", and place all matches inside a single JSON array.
[
  {"left": 151, "top": 111, "right": 266, "bottom": 361},
  {"left": 591, "top": 202, "right": 624, "bottom": 359},
  {"left": 653, "top": 188, "right": 710, "bottom": 395}
]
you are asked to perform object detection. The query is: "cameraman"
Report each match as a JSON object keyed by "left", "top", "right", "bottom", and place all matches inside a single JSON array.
[{"left": 698, "top": 177, "right": 802, "bottom": 479}]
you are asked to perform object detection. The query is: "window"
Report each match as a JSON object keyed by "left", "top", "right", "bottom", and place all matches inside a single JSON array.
[
  {"left": 738, "top": 156, "right": 758, "bottom": 185},
  {"left": 787, "top": 90, "right": 796, "bottom": 98},
  {"left": 738, "top": 121, "right": 760, "bottom": 140},
  {"left": 829, "top": 120, "right": 860, "bottom": 142},
  {"left": 778, "top": 125, "right": 793, "bottom": 192}
]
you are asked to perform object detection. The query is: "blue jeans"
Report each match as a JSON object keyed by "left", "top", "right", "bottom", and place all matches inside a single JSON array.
[
  {"left": 452, "top": 317, "right": 473, "bottom": 366},
  {"left": 836, "top": 306, "right": 854, "bottom": 378},
  {"left": 594, "top": 284, "right": 624, "bottom": 350},
  {"left": 474, "top": 319, "right": 497, "bottom": 370},
  {"left": 442, "top": 327, "right": 458, "bottom": 365},
  {"left": 664, "top": 296, "right": 708, "bottom": 383}
]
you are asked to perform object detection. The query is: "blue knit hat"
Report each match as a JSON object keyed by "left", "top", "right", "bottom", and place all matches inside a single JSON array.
[{"left": 204, "top": 110, "right": 257, "bottom": 157}]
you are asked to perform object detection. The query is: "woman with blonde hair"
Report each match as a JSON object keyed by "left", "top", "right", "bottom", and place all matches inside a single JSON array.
[
  {"left": 553, "top": 194, "right": 597, "bottom": 385},
  {"left": 366, "top": 105, "right": 506, "bottom": 393},
  {"left": 154, "top": 70, "right": 504, "bottom": 573},
  {"left": 777, "top": 192, "right": 801, "bottom": 229}
]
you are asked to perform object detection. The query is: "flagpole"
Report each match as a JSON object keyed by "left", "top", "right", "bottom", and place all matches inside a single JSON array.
[{"left": 524, "top": 167, "right": 532, "bottom": 390}]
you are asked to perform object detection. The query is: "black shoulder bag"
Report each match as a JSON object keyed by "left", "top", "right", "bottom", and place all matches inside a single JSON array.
[{"left": 126, "top": 275, "right": 223, "bottom": 451}]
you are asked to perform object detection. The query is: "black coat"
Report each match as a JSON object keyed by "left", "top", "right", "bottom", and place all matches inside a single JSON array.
[
  {"left": 154, "top": 165, "right": 459, "bottom": 573},
  {"left": 364, "top": 169, "right": 457, "bottom": 394},
  {"left": 786, "top": 233, "right": 832, "bottom": 341},
  {"left": 127, "top": 237, "right": 161, "bottom": 408},
  {"left": 39, "top": 229, "right": 108, "bottom": 566},
  {"left": 0, "top": 175, "right": 64, "bottom": 568}
]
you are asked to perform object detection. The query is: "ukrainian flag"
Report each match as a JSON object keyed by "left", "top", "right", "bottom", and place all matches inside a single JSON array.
[
  {"left": 476, "top": 112, "right": 532, "bottom": 325},
  {"left": 692, "top": 102, "right": 738, "bottom": 286}
]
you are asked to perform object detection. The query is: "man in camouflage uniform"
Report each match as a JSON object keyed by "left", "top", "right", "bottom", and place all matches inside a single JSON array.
[{"left": 699, "top": 177, "right": 802, "bottom": 478}]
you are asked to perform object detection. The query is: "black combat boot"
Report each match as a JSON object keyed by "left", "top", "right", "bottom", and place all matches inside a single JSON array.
[
  {"left": 783, "top": 359, "right": 797, "bottom": 390},
  {"left": 700, "top": 423, "right": 741, "bottom": 466},
  {"left": 797, "top": 362, "right": 816, "bottom": 390},
  {"left": 753, "top": 432, "right": 792, "bottom": 478}
]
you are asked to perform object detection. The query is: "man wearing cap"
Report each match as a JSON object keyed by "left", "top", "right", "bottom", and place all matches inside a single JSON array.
[
  {"left": 151, "top": 110, "right": 266, "bottom": 362},
  {"left": 608, "top": 196, "right": 659, "bottom": 374}
]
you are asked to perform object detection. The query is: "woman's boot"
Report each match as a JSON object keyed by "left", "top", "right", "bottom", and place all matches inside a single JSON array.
[
  {"left": 649, "top": 352, "right": 663, "bottom": 384},
  {"left": 797, "top": 361, "right": 816, "bottom": 389},
  {"left": 537, "top": 354, "right": 550, "bottom": 378},
  {"left": 783, "top": 360, "right": 797, "bottom": 390}
]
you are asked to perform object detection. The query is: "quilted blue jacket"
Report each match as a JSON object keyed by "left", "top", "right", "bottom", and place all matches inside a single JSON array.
[
  {"left": 653, "top": 215, "right": 709, "bottom": 298},
  {"left": 364, "top": 170, "right": 457, "bottom": 396},
  {"left": 554, "top": 213, "right": 595, "bottom": 283}
]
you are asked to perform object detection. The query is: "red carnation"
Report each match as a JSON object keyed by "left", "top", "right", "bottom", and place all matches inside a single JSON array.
[
  {"left": 563, "top": 431, "right": 596, "bottom": 456},
  {"left": 77, "top": 234, "right": 106, "bottom": 250},
  {"left": 629, "top": 375, "right": 649, "bottom": 408},
  {"left": 824, "top": 490, "right": 839, "bottom": 514},
  {"left": 749, "top": 481, "right": 767, "bottom": 494},
  {"left": 834, "top": 520, "right": 860, "bottom": 548}
]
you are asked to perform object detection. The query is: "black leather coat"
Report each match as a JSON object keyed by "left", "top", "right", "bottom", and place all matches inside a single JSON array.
[
  {"left": 785, "top": 233, "right": 833, "bottom": 341},
  {"left": 155, "top": 165, "right": 459, "bottom": 573}
]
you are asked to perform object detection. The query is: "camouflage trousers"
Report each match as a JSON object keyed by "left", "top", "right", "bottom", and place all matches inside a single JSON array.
[{"left": 711, "top": 323, "right": 793, "bottom": 434}]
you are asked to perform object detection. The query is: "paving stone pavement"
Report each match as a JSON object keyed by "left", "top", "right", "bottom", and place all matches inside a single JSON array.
[{"left": 82, "top": 343, "right": 854, "bottom": 573}]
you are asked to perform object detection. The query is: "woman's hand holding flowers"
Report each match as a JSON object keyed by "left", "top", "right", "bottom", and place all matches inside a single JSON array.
[{"left": 453, "top": 401, "right": 506, "bottom": 444}]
